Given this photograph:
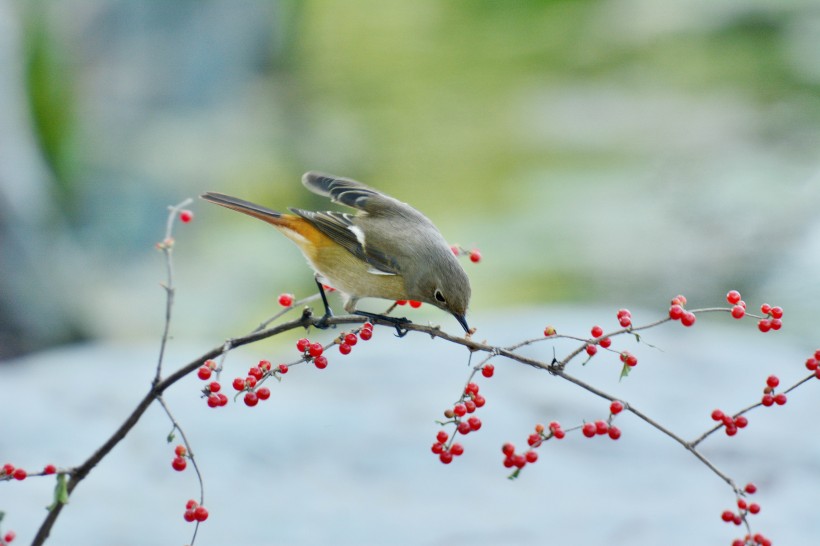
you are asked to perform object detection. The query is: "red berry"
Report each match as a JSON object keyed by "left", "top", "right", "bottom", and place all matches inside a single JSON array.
[
  {"left": 278, "top": 364, "right": 289, "bottom": 374},
  {"left": 669, "top": 304, "right": 684, "bottom": 320},
  {"left": 450, "top": 245, "right": 460, "bottom": 256},
  {"left": 599, "top": 337, "right": 612, "bottom": 348},
  {"left": 774, "top": 393, "right": 787, "bottom": 405},
  {"left": 179, "top": 209, "right": 194, "bottom": 223},
  {"left": 359, "top": 328, "right": 373, "bottom": 341},
  {"left": 617, "top": 308, "right": 631, "bottom": 318},
  {"left": 770, "top": 318, "right": 782, "bottom": 330},
  {"left": 527, "top": 433, "right": 542, "bottom": 447},
  {"left": 309, "top": 342, "right": 324, "bottom": 358},
  {"left": 278, "top": 293, "right": 294, "bottom": 307},
  {"left": 439, "top": 451, "right": 453, "bottom": 464},
  {"left": 591, "top": 325, "right": 604, "bottom": 338},
  {"left": 758, "top": 319, "right": 771, "bottom": 332},
  {"left": 595, "top": 420, "right": 608, "bottom": 435},
  {"left": 244, "top": 392, "right": 259, "bottom": 407},
  {"left": 465, "top": 382, "right": 479, "bottom": 395},
  {"left": 744, "top": 483, "right": 757, "bottom": 494},
  {"left": 512, "top": 454, "right": 527, "bottom": 468},
  {"left": 711, "top": 409, "right": 724, "bottom": 421},
  {"left": 553, "top": 428, "right": 566, "bottom": 439},
  {"left": 396, "top": 300, "right": 407, "bottom": 306},
  {"left": 610, "top": 400, "right": 624, "bottom": 415},
  {"left": 671, "top": 295, "right": 687, "bottom": 306},
  {"left": 296, "top": 338, "right": 310, "bottom": 352},
  {"left": 207, "top": 393, "right": 221, "bottom": 408},
  {"left": 409, "top": 300, "right": 422, "bottom": 308},
  {"left": 623, "top": 353, "right": 638, "bottom": 367},
  {"left": 184, "top": 510, "right": 196, "bottom": 522},
  {"left": 543, "top": 325, "right": 556, "bottom": 336},
  {"left": 208, "top": 381, "right": 221, "bottom": 393},
  {"left": 473, "top": 394, "right": 486, "bottom": 408},
  {"left": 450, "top": 443, "right": 465, "bottom": 456},
  {"left": 3, "top": 531, "right": 16, "bottom": 543},
  {"left": 502, "top": 457, "right": 514, "bottom": 468},
  {"left": 585, "top": 344, "right": 597, "bottom": 356},
  {"left": 314, "top": 355, "right": 328, "bottom": 369},
  {"left": 436, "top": 430, "right": 449, "bottom": 443},
  {"left": 582, "top": 422, "right": 596, "bottom": 438},
  {"left": 12, "top": 468, "right": 26, "bottom": 481},
  {"left": 608, "top": 426, "right": 621, "bottom": 440},
  {"left": 172, "top": 457, "right": 187, "bottom": 472},
  {"left": 338, "top": 343, "right": 352, "bottom": 355},
  {"left": 193, "top": 506, "right": 209, "bottom": 522},
  {"left": 681, "top": 311, "right": 696, "bottom": 327},
  {"left": 761, "top": 394, "right": 774, "bottom": 407},
  {"left": 618, "top": 316, "right": 632, "bottom": 328},
  {"left": 453, "top": 403, "right": 467, "bottom": 417},
  {"left": 737, "top": 499, "right": 747, "bottom": 510},
  {"left": 760, "top": 303, "right": 772, "bottom": 315},
  {"left": 464, "top": 399, "right": 477, "bottom": 413},
  {"left": 469, "top": 249, "right": 481, "bottom": 263},
  {"left": 44, "top": 464, "right": 57, "bottom": 475},
  {"left": 244, "top": 376, "right": 257, "bottom": 389},
  {"left": 257, "top": 387, "right": 271, "bottom": 400},
  {"left": 734, "top": 416, "right": 748, "bottom": 428},
  {"left": 481, "top": 364, "right": 495, "bottom": 378},
  {"left": 502, "top": 443, "right": 515, "bottom": 456},
  {"left": 431, "top": 443, "right": 445, "bottom": 455},
  {"left": 766, "top": 375, "right": 779, "bottom": 388},
  {"left": 175, "top": 444, "right": 187, "bottom": 457},
  {"left": 248, "top": 366, "right": 263, "bottom": 380},
  {"left": 806, "top": 357, "right": 819, "bottom": 370},
  {"left": 731, "top": 305, "right": 745, "bottom": 319},
  {"left": 721, "top": 510, "right": 734, "bottom": 522},
  {"left": 2, "top": 464, "right": 15, "bottom": 476},
  {"left": 770, "top": 306, "right": 783, "bottom": 319},
  {"left": 726, "top": 290, "right": 741, "bottom": 304},
  {"left": 725, "top": 425, "right": 738, "bottom": 436},
  {"left": 525, "top": 450, "right": 538, "bottom": 463},
  {"left": 457, "top": 421, "right": 471, "bottom": 435},
  {"left": 197, "top": 366, "right": 212, "bottom": 380},
  {"left": 467, "top": 416, "right": 482, "bottom": 431},
  {"left": 748, "top": 503, "right": 760, "bottom": 514},
  {"left": 344, "top": 333, "right": 358, "bottom": 346}
]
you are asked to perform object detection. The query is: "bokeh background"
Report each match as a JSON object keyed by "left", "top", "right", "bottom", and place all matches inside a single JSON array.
[{"left": 2, "top": 1, "right": 820, "bottom": 545}]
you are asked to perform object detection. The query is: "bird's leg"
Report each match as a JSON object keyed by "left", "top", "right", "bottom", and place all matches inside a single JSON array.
[
  {"left": 313, "top": 276, "right": 334, "bottom": 329},
  {"left": 353, "top": 310, "right": 412, "bottom": 338}
]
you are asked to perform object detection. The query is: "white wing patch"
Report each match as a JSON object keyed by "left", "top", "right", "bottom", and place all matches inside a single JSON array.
[
  {"left": 348, "top": 225, "right": 366, "bottom": 247},
  {"left": 367, "top": 267, "right": 397, "bottom": 276}
]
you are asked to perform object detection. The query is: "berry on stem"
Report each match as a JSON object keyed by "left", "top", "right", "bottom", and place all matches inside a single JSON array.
[
  {"left": 278, "top": 293, "right": 294, "bottom": 307},
  {"left": 179, "top": 209, "right": 194, "bottom": 223}
]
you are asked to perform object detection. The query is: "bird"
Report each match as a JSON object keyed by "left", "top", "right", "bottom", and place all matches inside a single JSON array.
[{"left": 201, "top": 172, "right": 472, "bottom": 334}]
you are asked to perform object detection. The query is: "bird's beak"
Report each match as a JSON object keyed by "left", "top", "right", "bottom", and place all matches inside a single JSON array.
[{"left": 454, "top": 313, "right": 470, "bottom": 333}]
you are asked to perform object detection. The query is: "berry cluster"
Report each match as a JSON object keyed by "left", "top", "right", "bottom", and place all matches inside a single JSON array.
[
  {"left": 197, "top": 360, "right": 229, "bottom": 408},
  {"left": 232, "top": 361, "right": 274, "bottom": 407},
  {"left": 710, "top": 409, "right": 748, "bottom": 437},
  {"left": 804, "top": 349, "right": 820, "bottom": 379},
  {"left": 171, "top": 444, "right": 189, "bottom": 472},
  {"left": 616, "top": 308, "right": 632, "bottom": 328},
  {"left": 449, "top": 244, "right": 482, "bottom": 263},
  {"left": 721, "top": 483, "right": 768, "bottom": 545},
  {"left": 1, "top": 464, "right": 27, "bottom": 482},
  {"left": 433, "top": 381, "right": 487, "bottom": 464},
  {"left": 183, "top": 499, "right": 209, "bottom": 523},
  {"left": 502, "top": 401, "right": 624, "bottom": 477},
  {"left": 760, "top": 375, "right": 787, "bottom": 407},
  {"left": 756, "top": 303, "right": 783, "bottom": 333},
  {"left": 668, "top": 295, "right": 696, "bottom": 327},
  {"left": 396, "top": 299, "right": 422, "bottom": 308}
]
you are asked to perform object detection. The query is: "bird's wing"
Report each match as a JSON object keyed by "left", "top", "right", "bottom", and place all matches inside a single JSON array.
[
  {"left": 289, "top": 208, "right": 401, "bottom": 275},
  {"left": 301, "top": 172, "right": 399, "bottom": 215}
]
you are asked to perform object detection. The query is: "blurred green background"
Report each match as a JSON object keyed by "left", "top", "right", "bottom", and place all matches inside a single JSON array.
[{"left": 2, "top": 0, "right": 820, "bottom": 357}]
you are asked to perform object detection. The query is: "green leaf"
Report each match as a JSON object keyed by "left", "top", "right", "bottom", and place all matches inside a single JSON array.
[
  {"left": 167, "top": 430, "right": 176, "bottom": 443},
  {"left": 619, "top": 363, "right": 631, "bottom": 381},
  {"left": 47, "top": 474, "right": 69, "bottom": 511}
]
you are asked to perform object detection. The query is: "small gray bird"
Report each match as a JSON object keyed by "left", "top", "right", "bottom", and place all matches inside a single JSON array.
[{"left": 201, "top": 172, "right": 472, "bottom": 333}]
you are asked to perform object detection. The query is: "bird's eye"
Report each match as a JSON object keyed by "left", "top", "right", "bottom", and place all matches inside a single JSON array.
[{"left": 434, "top": 289, "right": 446, "bottom": 303}]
